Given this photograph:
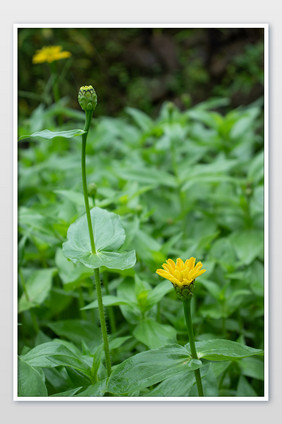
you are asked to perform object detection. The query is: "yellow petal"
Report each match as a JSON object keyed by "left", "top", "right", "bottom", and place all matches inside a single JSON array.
[
  {"left": 163, "top": 263, "right": 174, "bottom": 273},
  {"left": 194, "top": 261, "right": 203, "bottom": 270},
  {"left": 176, "top": 258, "right": 184, "bottom": 270},
  {"left": 173, "top": 269, "right": 182, "bottom": 282},
  {"left": 167, "top": 259, "right": 176, "bottom": 270},
  {"left": 195, "top": 268, "right": 206, "bottom": 277},
  {"left": 183, "top": 278, "right": 193, "bottom": 285},
  {"left": 156, "top": 269, "right": 170, "bottom": 279},
  {"left": 183, "top": 268, "right": 192, "bottom": 280},
  {"left": 156, "top": 269, "right": 179, "bottom": 285},
  {"left": 185, "top": 257, "right": 196, "bottom": 270},
  {"left": 190, "top": 267, "right": 206, "bottom": 280}
]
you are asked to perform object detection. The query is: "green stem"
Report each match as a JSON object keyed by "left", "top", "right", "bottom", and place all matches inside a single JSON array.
[
  {"left": 81, "top": 109, "right": 111, "bottom": 376},
  {"left": 94, "top": 268, "right": 112, "bottom": 377},
  {"left": 183, "top": 297, "right": 204, "bottom": 396},
  {"left": 81, "top": 110, "right": 96, "bottom": 254}
]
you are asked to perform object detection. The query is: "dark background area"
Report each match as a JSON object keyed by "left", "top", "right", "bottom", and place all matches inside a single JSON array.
[{"left": 18, "top": 27, "right": 264, "bottom": 118}]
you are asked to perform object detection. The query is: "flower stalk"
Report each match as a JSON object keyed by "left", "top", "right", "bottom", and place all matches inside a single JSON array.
[
  {"left": 94, "top": 268, "right": 112, "bottom": 376},
  {"left": 79, "top": 85, "right": 111, "bottom": 377},
  {"left": 183, "top": 297, "right": 204, "bottom": 396},
  {"left": 81, "top": 109, "right": 96, "bottom": 254}
]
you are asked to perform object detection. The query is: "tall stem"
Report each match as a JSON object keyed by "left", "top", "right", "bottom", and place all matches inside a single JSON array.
[
  {"left": 183, "top": 297, "right": 204, "bottom": 396},
  {"left": 81, "top": 110, "right": 96, "bottom": 254},
  {"left": 94, "top": 268, "right": 112, "bottom": 377},
  {"left": 81, "top": 109, "right": 111, "bottom": 376}
]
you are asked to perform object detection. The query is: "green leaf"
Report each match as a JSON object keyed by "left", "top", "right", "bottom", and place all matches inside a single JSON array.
[
  {"left": 50, "top": 387, "right": 83, "bottom": 397},
  {"left": 19, "top": 129, "right": 86, "bottom": 141},
  {"left": 210, "top": 361, "right": 231, "bottom": 378},
  {"left": 198, "top": 279, "right": 221, "bottom": 300},
  {"left": 145, "top": 281, "right": 173, "bottom": 308},
  {"left": 63, "top": 207, "right": 136, "bottom": 270},
  {"left": 75, "top": 380, "right": 107, "bottom": 397},
  {"left": 55, "top": 190, "right": 94, "bottom": 207},
  {"left": 81, "top": 295, "right": 132, "bottom": 311},
  {"left": 181, "top": 158, "right": 237, "bottom": 187},
  {"left": 115, "top": 166, "right": 177, "bottom": 188},
  {"left": 209, "top": 237, "right": 237, "bottom": 270},
  {"left": 18, "top": 268, "right": 57, "bottom": 313},
  {"left": 43, "top": 366, "right": 75, "bottom": 394},
  {"left": 200, "top": 364, "right": 219, "bottom": 396},
  {"left": 116, "top": 279, "right": 141, "bottom": 324},
  {"left": 20, "top": 340, "right": 92, "bottom": 377},
  {"left": 109, "top": 336, "right": 132, "bottom": 350},
  {"left": 239, "top": 356, "right": 264, "bottom": 380},
  {"left": 55, "top": 248, "right": 93, "bottom": 289},
  {"left": 229, "top": 230, "right": 263, "bottom": 265},
  {"left": 247, "top": 151, "right": 264, "bottom": 184},
  {"left": 237, "top": 376, "right": 257, "bottom": 396},
  {"left": 147, "top": 367, "right": 196, "bottom": 396},
  {"left": 187, "top": 109, "right": 221, "bottom": 129},
  {"left": 18, "top": 358, "right": 48, "bottom": 397},
  {"left": 133, "top": 319, "right": 177, "bottom": 349},
  {"left": 186, "top": 339, "right": 263, "bottom": 361},
  {"left": 230, "top": 108, "right": 260, "bottom": 139},
  {"left": 107, "top": 344, "right": 201, "bottom": 395},
  {"left": 125, "top": 107, "right": 153, "bottom": 132}
]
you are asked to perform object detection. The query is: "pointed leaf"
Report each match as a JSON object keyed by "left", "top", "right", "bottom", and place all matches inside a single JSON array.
[
  {"left": 133, "top": 319, "right": 177, "bottom": 349},
  {"left": 19, "top": 129, "right": 86, "bottom": 141},
  {"left": 50, "top": 387, "right": 83, "bottom": 397},
  {"left": 18, "top": 268, "right": 57, "bottom": 313},
  {"left": 81, "top": 295, "right": 133, "bottom": 311},
  {"left": 18, "top": 358, "right": 48, "bottom": 397},
  {"left": 107, "top": 344, "right": 201, "bottom": 395},
  {"left": 21, "top": 340, "right": 92, "bottom": 376},
  {"left": 185, "top": 339, "right": 263, "bottom": 361}
]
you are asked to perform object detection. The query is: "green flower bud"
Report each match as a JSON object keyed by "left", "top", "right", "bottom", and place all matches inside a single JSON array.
[
  {"left": 78, "top": 85, "right": 97, "bottom": 112},
  {"left": 87, "top": 182, "right": 97, "bottom": 197},
  {"left": 174, "top": 281, "right": 195, "bottom": 300}
]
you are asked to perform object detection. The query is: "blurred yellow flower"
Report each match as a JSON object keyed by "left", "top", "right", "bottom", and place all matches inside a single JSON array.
[
  {"left": 32, "top": 46, "right": 71, "bottom": 64},
  {"left": 156, "top": 257, "right": 206, "bottom": 288}
]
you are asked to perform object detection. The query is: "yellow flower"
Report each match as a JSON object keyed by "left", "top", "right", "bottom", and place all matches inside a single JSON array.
[
  {"left": 32, "top": 46, "right": 71, "bottom": 64},
  {"left": 156, "top": 257, "right": 206, "bottom": 288}
]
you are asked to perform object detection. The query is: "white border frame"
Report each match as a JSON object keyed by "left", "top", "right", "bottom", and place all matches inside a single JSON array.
[{"left": 13, "top": 23, "right": 269, "bottom": 402}]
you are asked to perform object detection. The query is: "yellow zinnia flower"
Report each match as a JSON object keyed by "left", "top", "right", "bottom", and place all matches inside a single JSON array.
[
  {"left": 156, "top": 257, "right": 206, "bottom": 289},
  {"left": 32, "top": 46, "right": 71, "bottom": 64}
]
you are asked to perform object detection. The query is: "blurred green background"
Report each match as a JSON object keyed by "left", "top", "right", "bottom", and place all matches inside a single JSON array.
[{"left": 18, "top": 27, "right": 264, "bottom": 118}]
